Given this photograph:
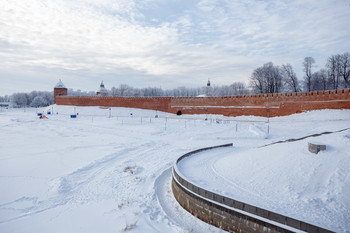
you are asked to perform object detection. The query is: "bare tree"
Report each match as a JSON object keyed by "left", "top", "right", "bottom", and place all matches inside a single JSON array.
[
  {"left": 303, "top": 57, "right": 315, "bottom": 92},
  {"left": 10, "top": 93, "right": 29, "bottom": 107},
  {"left": 319, "top": 69, "right": 328, "bottom": 91},
  {"left": 250, "top": 66, "right": 265, "bottom": 94},
  {"left": 230, "top": 82, "right": 247, "bottom": 96},
  {"left": 311, "top": 69, "right": 328, "bottom": 91},
  {"left": 68, "top": 89, "right": 95, "bottom": 96},
  {"left": 0, "top": 95, "right": 10, "bottom": 102},
  {"left": 110, "top": 87, "right": 118, "bottom": 96},
  {"left": 339, "top": 52, "right": 350, "bottom": 88},
  {"left": 326, "top": 54, "right": 341, "bottom": 90},
  {"left": 250, "top": 62, "right": 283, "bottom": 94},
  {"left": 281, "top": 64, "right": 300, "bottom": 92},
  {"left": 119, "top": 84, "right": 132, "bottom": 96},
  {"left": 30, "top": 96, "right": 48, "bottom": 107}
]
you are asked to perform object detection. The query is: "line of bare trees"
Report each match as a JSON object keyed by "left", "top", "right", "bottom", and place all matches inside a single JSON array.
[
  {"left": 4, "top": 82, "right": 248, "bottom": 107},
  {"left": 107, "top": 82, "right": 247, "bottom": 98},
  {"left": 2, "top": 52, "right": 349, "bottom": 107},
  {"left": 8, "top": 91, "right": 54, "bottom": 108},
  {"left": 250, "top": 52, "right": 350, "bottom": 94}
]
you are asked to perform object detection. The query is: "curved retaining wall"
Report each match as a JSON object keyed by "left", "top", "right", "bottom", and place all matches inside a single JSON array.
[{"left": 172, "top": 144, "right": 334, "bottom": 233}]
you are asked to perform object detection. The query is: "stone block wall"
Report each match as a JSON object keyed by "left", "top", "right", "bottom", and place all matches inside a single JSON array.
[
  {"left": 55, "top": 89, "right": 350, "bottom": 117},
  {"left": 172, "top": 144, "right": 334, "bottom": 233},
  {"left": 172, "top": 178, "right": 293, "bottom": 233}
]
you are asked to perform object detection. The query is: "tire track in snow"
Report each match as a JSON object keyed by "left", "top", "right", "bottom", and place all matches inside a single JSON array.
[
  {"left": 154, "top": 168, "right": 223, "bottom": 233},
  {"left": 0, "top": 142, "right": 156, "bottom": 224},
  {"left": 260, "top": 127, "right": 350, "bottom": 147}
]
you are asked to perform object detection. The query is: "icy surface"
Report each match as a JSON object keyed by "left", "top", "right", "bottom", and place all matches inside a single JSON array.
[{"left": 0, "top": 106, "right": 349, "bottom": 232}]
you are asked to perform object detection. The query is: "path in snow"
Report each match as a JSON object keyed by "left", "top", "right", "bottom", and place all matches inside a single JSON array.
[
  {"left": 1, "top": 106, "right": 349, "bottom": 233},
  {"left": 177, "top": 128, "right": 350, "bottom": 232},
  {"left": 1, "top": 106, "right": 237, "bottom": 233},
  {"left": 261, "top": 127, "right": 350, "bottom": 147},
  {"left": 154, "top": 168, "right": 223, "bottom": 233}
]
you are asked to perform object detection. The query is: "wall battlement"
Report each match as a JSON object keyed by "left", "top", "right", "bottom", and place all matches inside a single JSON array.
[{"left": 55, "top": 89, "right": 350, "bottom": 117}]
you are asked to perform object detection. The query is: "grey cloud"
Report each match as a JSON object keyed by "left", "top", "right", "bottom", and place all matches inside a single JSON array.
[{"left": 0, "top": 0, "right": 349, "bottom": 95}]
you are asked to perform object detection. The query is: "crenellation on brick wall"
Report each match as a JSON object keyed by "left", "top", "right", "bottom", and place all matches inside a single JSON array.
[{"left": 55, "top": 89, "right": 350, "bottom": 117}]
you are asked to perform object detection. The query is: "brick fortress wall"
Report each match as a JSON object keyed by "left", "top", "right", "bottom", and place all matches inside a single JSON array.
[
  {"left": 55, "top": 89, "right": 350, "bottom": 117},
  {"left": 54, "top": 88, "right": 68, "bottom": 104}
]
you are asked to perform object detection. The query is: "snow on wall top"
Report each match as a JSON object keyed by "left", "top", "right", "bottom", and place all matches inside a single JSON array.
[
  {"left": 54, "top": 79, "right": 66, "bottom": 89},
  {"left": 99, "top": 81, "right": 108, "bottom": 93}
]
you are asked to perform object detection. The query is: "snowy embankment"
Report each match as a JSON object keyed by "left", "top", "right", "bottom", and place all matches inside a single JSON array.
[
  {"left": 177, "top": 112, "right": 350, "bottom": 233},
  {"left": 0, "top": 105, "right": 349, "bottom": 232}
]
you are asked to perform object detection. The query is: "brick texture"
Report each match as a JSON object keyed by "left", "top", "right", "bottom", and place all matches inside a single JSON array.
[
  {"left": 54, "top": 88, "right": 67, "bottom": 104},
  {"left": 55, "top": 89, "right": 350, "bottom": 117}
]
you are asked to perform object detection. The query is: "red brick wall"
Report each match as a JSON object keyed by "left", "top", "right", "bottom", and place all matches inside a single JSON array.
[
  {"left": 54, "top": 88, "right": 67, "bottom": 104},
  {"left": 55, "top": 89, "right": 350, "bottom": 117}
]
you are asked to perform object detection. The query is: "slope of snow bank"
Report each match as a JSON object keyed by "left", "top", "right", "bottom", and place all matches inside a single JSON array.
[
  {"left": 0, "top": 106, "right": 349, "bottom": 232},
  {"left": 178, "top": 130, "right": 350, "bottom": 232}
]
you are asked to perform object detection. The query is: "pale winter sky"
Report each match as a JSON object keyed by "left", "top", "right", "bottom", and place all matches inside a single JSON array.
[{"left": 0, "top": 0, "right": 350, "bottom": 95}]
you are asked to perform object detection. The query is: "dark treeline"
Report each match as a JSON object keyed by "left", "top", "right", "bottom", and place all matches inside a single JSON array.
[
  {"left": 250, "top": 52, "right": 350, "bottom": 94},
  {"left": 2, "top": 52, "right": 349, "bottom": 107}
]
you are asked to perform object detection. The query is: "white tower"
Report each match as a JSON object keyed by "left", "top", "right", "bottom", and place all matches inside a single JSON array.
[{"left": 97, "top": 81, "right": 108, "bottom": 96}]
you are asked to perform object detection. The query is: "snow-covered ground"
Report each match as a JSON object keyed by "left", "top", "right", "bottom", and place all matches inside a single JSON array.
[{"left": 0, "top": 105, "right": 349, "bottom": 232}]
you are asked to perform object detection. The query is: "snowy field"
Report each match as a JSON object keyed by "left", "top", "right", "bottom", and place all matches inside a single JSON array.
[{"left": 0, "top": 105, "right": 349, "bottom": 233}]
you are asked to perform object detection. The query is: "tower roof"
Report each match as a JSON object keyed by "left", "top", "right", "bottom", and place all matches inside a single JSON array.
[
  {"left": 207, "top": 79, "right": 211, "bottom": 87},
  {"left": 54, "top": 79, "right": 66, "bottom": 88},
  {"left": 98, "top": 81, "right": 108, "bottom": 95},
  {"left": 100, "top": 81, "right": 106, "bottom": 91}
]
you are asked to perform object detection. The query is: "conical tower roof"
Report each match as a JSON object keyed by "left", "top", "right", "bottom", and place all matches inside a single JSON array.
[
  {"left": 99, "top": 81, "right": 107, "bottom": 92},
  {"left": 207, "top": 79, "right": 211, "bottom": 87},
  {"left": 54, "top": 79, "right": 66, "bottom": 88}
]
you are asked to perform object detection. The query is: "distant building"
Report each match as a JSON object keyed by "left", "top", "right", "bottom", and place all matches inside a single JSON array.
[
  {"left": 96, "top": 81, "right": 108, "bottom": 96},
  {"left": 206, "top": 79, "right": 212, "bottom": 96},
  {"left": 0, "top": 102, "right": 13, "bottom": 108},
  {"left": 54, "top": 79, "right": 67, "bottom": 103},
  {"left": 197, "top": 79, "right": 212, "bottom": 97}
]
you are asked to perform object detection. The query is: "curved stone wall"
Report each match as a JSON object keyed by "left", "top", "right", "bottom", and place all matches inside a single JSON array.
[{"left": 172, "top": 144, "right": 334, "bottom": 233}]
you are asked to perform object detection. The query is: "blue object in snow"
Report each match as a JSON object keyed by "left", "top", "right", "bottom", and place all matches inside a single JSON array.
[
  {"left": 37, "top": 113, "right": 42, "bottom": 116},
  {"left": 71, "top": 115, "right": 77, "bottom": 118},
  {"left": 47, "top": 111, "right": 51, "bottom": 115}
]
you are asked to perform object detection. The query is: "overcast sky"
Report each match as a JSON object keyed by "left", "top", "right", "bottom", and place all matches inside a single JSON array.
[{"left": 1, "top": 0, "right": 349, "bottom": 95}]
